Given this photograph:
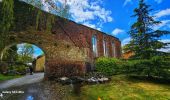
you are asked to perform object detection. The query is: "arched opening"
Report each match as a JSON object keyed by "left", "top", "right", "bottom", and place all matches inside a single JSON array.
[{"left": 0, "top": 43, "right": 46, "bottom": 80}]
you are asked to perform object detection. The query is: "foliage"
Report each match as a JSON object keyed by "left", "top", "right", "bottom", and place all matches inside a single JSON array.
[
  {"left": 17, "top": 43, "right": 34, "bottom": 63},
  {"left": 15, "top": 65, "right": 27, "bottom": 74},
  {"left": 0, "top": 0, "right": 14, "bottom": 52},
  {"left": 125, "top": 0, "right": 170, "bottom": 59},
  {"left": 95, "top": 57, "right": 121, "bottom": 76},
  {"left": 121, "top": 56, "right": 170, "bottom": 79},
  {"left": 2, "top": 45, "right": 18, "bottom": 62},
  {"left": 0, "top": 0, "right": 70, "bottom": 52},
  {"left": 95, "top": 56, "right": 170, "bottom": 79},
  {"left": 0, "top": 0, "right": 14, "bottom": 33},
  {"left": 7, "top": 65, "right": 27, "bottom": 75},
  {"left": 1, "top": 43, "right": 34, "bottom": 74}
]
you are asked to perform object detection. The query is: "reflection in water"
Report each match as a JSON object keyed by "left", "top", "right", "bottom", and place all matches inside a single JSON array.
[{"left": 26, "top": 95, "right": 34, "bottom": 100}]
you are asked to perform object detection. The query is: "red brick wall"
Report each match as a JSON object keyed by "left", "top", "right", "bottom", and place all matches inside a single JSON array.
[
  {"left": 53, "top": 19, "right": 122, "bottom": 60},
  {"left": 51, "top": 20, "right": 122, "bottom": 72},
  {"left": 5, "top": 0, "right": 122, "bottom": 78}
]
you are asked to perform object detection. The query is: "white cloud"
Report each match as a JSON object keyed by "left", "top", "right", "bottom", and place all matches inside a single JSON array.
[
  {"left": 57, "top": 0, "right": 113, "bottom": 30},
  {"left": 41, "top": 0, "right": 50, "bottom": 12},
  {"left": 112, "top": 28, "right": 125, "bottom": 35},
  {"left": 154, "top": 8, "right": 170, "bottom": 19},
  {"left": 82, "top": 22, "right": 102, "bottom": 31},
  {"left": 158, "top": 39, "right": 170, "bottom": 53},
  {"left": 122, "top": 37, "right": 131, "bottom": 46},
  {"left": 83, "top": 22, "right": 96, "bottom": 29},
  {"left": 123, "top": 0, "right": 163, "bottom": 7},
  {"left": 160, "top": 39, "right": 170, "bottom": 43},
  {"left": 123, "top": 0, "right": 132, "bottom": 6},
  {"left": 153, "top": 20, "right": 170, "bottom": 30},
  {"left": 23, "top": 0, "right": 113, "bottom": 31},
  {"left": 154, "top": 0, "right": 163, "bottom": 4}
]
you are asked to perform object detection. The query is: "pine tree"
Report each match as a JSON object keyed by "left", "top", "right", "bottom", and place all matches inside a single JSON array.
[{"left": 127, "top": 0, "right": 170, "bottom": 59}]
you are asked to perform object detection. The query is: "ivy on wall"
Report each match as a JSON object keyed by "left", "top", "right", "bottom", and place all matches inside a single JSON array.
[{"left": 0, "top": 0, "right": 70, "bottom": 54}]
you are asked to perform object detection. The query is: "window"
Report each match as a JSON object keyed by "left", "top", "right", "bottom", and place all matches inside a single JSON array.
[
  {"left": 92, "top": 35, "right": 98, "bottom": 57},
  {"left": 112, "top": 41, "right": 116, "bottom": 57},
  {"left": 103, "top": 38, "right": 108, "bottom": 57}
]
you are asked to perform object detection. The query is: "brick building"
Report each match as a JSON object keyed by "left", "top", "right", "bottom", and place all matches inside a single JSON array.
[{"left": 0, "top": 0, "right": 121, "bottom": 78}]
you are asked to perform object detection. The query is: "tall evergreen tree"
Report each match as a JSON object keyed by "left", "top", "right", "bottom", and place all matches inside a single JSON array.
[{"left": 126, "top": 0, "right": 170, "bottom": 59}]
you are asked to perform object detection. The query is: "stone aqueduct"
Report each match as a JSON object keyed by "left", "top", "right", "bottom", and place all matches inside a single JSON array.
[{"left": 0, "top": 0, "right": 121, "bottom": 79}]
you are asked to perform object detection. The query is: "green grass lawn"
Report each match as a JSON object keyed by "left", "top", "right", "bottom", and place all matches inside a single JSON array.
[
  {"left": 70, "top": 75, "right": 170, "bottom": 100},
  {"left": 0, "top": 74, "right": 22, "bottom": 81}
]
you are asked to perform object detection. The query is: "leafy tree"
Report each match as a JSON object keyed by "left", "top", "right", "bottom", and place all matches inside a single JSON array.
[
  {"left": 2, "top": 46, "right": 18, "bottom": 62},
  {"left": 126, "top": 0, "right": 170, "bottom": 59},
  {"left": 17, "top": 44, "right": 34, "bottom": 63}
]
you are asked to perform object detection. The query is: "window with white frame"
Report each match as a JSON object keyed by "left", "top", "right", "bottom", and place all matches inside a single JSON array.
[
  {"left": 92, "top": 35, "right": 98, "bottom": 57},
  {"left": 103, "top": 38, "right": 108, "bottom": 57}
]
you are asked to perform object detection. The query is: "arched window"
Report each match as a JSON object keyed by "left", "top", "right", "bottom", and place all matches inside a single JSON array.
[
  {"left": 103, "top": 38, "right": 108, "bottom": 57},
  {"left": 112, "top": 41, "right": 116, "bottom": 57},
  {"left": 92, "top": 35, "right": 98, "bottom": 57}
]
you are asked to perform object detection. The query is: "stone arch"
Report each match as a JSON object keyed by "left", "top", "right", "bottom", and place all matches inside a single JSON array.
[
  {"left": 1, "top": 30, "right": 87, "bottom": 79},
  {"left": 1, "top": 42, "right": 46, "bottom": 62},
  {"left": 1, "top": 42, "right": 46, "bottom": 73}
]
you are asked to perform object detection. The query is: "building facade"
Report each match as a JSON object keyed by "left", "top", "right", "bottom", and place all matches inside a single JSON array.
[{"left": 0, "top": 0, "right": 121, "bottom": 78}]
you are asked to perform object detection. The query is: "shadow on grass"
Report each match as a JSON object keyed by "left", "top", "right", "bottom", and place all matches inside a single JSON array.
[{"left": 126, "top": 75, "right": 170, "bottom": 85}]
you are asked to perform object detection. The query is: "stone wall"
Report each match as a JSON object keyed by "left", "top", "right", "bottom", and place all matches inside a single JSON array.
[
  {"left": 6, "top": 30, "right": 88, "bottom": 79},
  {"left": 0, "top": 0, "right": 121, "bottom": 79}
]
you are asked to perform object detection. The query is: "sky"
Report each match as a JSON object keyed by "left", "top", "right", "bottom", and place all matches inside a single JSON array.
[
  {"left": 23, "top": 0, "right": 170, "bottom": 53},
  {"left": 17, "top": 43, "right": 44, "bottom": 58},
  {"left": 40, "top": 0, "right": 170, "bottom": 51}
]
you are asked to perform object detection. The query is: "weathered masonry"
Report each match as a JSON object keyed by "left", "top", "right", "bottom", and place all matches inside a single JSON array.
[{"left": 0, "top": 0, "right": 121, "bottom": 79}]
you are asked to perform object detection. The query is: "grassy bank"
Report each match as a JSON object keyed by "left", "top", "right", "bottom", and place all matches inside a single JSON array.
[
  {"left": 70, "top": 75, "right": 170, "bottom": 100},
  {"left": 0, "top": 74, "right": 22, "bottom": 81}
]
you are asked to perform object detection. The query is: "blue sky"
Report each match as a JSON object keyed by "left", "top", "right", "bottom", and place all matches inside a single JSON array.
[
  {"left": 24, "top": 0, "right": 170, "bottom": 52},
  {"left": 99, "top": 0, "right": 170, "bottom": 46},
  {"left": 17, "top": 43, "right": 44, "bottom": 58},
  {"left": 39, "top": 0, "right": 170, "bottom": 51}
]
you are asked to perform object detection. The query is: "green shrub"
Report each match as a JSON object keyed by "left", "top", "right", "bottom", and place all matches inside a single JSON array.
[
  {"left": 120, "top": 60, "right": 139, "bottom": 74},
  {"left": 95, "top": 57, "right": 121, "bottom": 76},
  {"left": 151, "top": 56, "right": 170, "bottom": 78},
  {"left": 95, "top": 56, "right": 170, "bottom": 79},
  {"left": 121, "top": 56, "right": 170, "bottom": 79}
]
